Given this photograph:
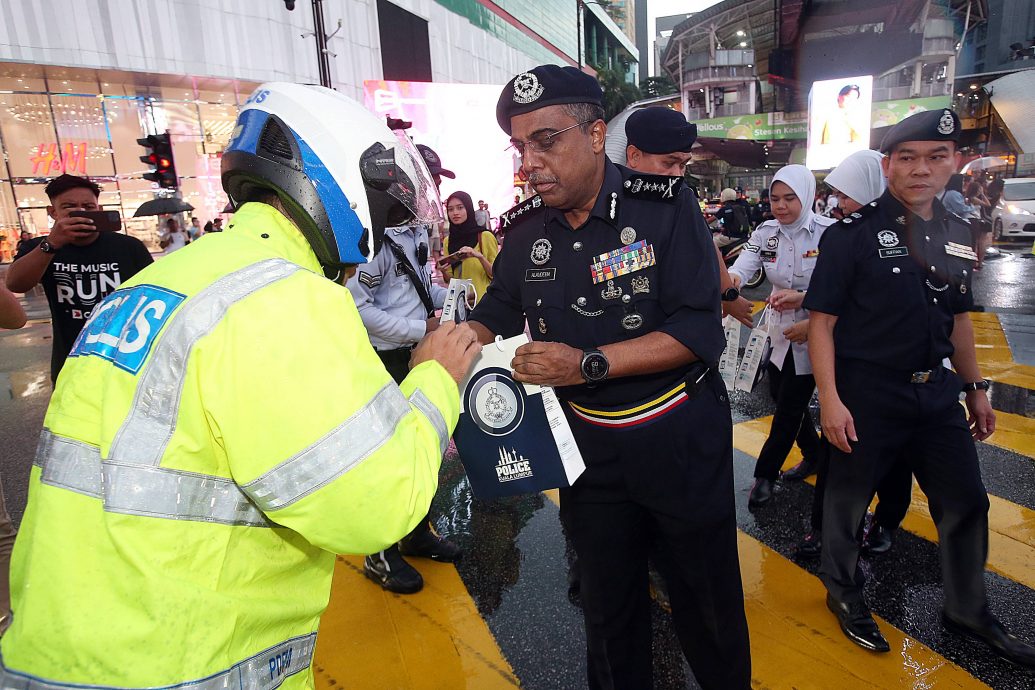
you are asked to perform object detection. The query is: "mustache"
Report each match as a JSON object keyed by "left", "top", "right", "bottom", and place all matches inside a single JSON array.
[{"left": 528, "top": 174, "right": 557, "bottom": 186}]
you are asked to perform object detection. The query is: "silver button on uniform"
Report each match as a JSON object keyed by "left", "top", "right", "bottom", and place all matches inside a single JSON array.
[
  {"left": 577, "top": 297, "right": 587, "bottom": 306},
  {"left": 573, "top": 241, "right": 584, "bottom": 252}
]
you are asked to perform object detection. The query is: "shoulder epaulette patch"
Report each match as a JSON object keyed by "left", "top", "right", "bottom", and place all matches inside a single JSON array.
[
  {"left": 623, "top": 174, "right": 683, "bottom": 202},
  {"left": 499, "top": 195, "right": 544, "bottom": 229}
]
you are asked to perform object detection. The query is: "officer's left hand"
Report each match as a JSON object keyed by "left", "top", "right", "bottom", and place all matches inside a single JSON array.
[
  {"left": 783, "top": 320, "right": 809, "bottom": 344},
  {"left": 965, "top": 391, "right": 996, "bottom": 441},
  {"left": 769, "top": 289, "right": 805, "bottom": 312},
  {"left": 511, "top": 341, "right": 583, "bottom": 387},
  {"left": 723, "top": 296, "right": 754, "bottom": 328}
]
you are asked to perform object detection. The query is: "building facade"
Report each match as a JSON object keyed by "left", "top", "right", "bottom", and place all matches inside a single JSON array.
[{"left": 0, "top": 0, "right": 626, "bottom": 261}]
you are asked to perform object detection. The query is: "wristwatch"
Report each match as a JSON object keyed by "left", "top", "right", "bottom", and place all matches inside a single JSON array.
[
  {"left": 961, "top": 379, "right": 990, "bottom": 392},
  {"left": 38, "top": 239, "right": 55, "bottom": 254},
  {"left": 580, "top": 348, "right": 609, "bottom": 384},
  {"left": 721, "top": 286, "right": 740, "bottom": 302}
]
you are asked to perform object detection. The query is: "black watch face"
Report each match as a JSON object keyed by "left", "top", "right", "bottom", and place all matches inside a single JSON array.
[{"left": 583, "top": 353, "right": 607, "bottom": 381}]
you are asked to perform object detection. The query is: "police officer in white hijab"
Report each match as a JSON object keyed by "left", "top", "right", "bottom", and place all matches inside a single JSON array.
[{"left": 729, "top": 165, "right": 836, "bottom": 507}]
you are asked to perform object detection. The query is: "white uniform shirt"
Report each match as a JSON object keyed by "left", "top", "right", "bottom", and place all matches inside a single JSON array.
[
  {"left": 728, "top": 216, "right": 835, "bottom": 374},
  {"left": 346, "top": 224, "right": 447, "bottom": 350}
]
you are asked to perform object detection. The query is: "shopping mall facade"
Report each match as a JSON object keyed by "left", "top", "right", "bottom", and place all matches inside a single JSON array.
[{"left": 0, "top": 0, "right": 637, "bottom": 261}]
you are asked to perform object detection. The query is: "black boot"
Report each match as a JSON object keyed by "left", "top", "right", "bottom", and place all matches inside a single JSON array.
[
  {"left": 795, "top": 529, "right": 822, "bottom": 558},
  {"left": 861, "top": 513, "right": 894, "bottom": 555},
  {"left": 400, "top": 521, "right": 462, "bottom": 562},
  {"left": 943, "top": 610, "right": 1035, "bottom": 668},
  {"left": 364, "top": 545, "right": 424, "bottom": 594},
  {"left": 748, "top": 478, "right": 775, "bottom": 508},
  {"left": 782, "top": 456, "right": 818, "bottom": 481},
  {"left": 827, "top": 594, "right": 890, "bottom": 652}
]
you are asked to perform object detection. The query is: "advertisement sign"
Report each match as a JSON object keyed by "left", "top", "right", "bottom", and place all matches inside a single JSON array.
[
  {"left": 807, "top": 76, "right": 873, "bottom": 170},
  {"left": 364, "top": 80, "right": 518, "bottom": 225},
  {"left": 870, "top": 96, "right": 951, "bottom": 128},
  {"left": 691, "top": 113, "right": 807, "bottom": 141}
]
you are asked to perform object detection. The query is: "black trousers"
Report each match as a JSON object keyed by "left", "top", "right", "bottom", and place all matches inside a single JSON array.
[
  {"left": 560, "top": 371, "right": 751, "bottom": 690},
  {"left": 809, "top": 438, "right": 913, "bottom": 532},
  {"left": 753, "top": 350, "right": 819, "bottom": 480},
  {"left": 820, "top": 361, "right": 990, "bottom": 621}
]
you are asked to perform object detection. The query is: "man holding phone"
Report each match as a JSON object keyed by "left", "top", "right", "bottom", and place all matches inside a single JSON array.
[{"left": 5, "top": 174, "right": 153, "bottom": 383}]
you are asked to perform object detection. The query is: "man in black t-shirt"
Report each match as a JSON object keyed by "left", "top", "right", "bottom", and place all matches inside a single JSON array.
[{"left": 6, "top": 175, "right": 153, "bottom": 383}]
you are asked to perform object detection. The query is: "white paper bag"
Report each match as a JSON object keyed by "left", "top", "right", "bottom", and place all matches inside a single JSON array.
[
  {"left": 718, "top": 315, "right": 741, "bottom": 390},
  {"left": 735, "top": 306, "right": 772, "bottom": 393}
]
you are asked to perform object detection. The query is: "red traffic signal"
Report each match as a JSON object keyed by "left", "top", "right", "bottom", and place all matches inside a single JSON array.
[{"left": 137, "top": 132, "right": 178, "bottom": 189}]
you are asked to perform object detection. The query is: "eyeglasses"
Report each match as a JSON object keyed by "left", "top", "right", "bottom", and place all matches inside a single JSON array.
[{"left": 507, "top": 120, "right": 593, "bottom": 156}]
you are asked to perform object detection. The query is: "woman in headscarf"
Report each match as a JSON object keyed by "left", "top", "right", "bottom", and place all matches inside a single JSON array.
[
  {"left": 795, "top": 149, "right": 911, "bottom": 559},
  {"left": 728, "top": 165, "right": 836, "bottom": 508},
  {"left": 440, "top": 191, "right": 498, "bottom": 300}
]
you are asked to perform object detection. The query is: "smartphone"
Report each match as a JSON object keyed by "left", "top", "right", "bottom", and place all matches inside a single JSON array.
[
  {"left": 437, "top": 250, "right": 464, "bottom": 266},
  {"left": 69, "top": 210, "right": 122, "bottom": 233}
]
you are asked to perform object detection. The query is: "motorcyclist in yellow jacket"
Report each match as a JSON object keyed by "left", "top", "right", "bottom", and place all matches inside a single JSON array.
[{"left": 0, "top": 83, "right": 479, "bottom": 688}]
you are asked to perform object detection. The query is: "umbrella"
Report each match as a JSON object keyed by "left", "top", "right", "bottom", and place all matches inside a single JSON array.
[
  {"left": 960, "top": 157, "right": 1009, "bottom": 174},
  {"left": 133, "top": 197, "right": 195, "bottom": 217}
]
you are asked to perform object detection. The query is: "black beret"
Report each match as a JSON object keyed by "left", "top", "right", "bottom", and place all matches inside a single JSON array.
[
  {"left": 625, "top": 107, "right": 698, "bottom": 154},
  {"left": 496, "top": 64, "right": 603, "bottom": 135},
  {"left": 880, "top": 108, "right": 961, "bottom": 153}
]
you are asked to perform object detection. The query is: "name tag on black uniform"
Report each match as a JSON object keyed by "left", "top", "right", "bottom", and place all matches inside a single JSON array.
[
  {"left": 879, "top": 247, "right": 909, "bottom": 258},
  {"left": 525, "top": 268, "right": 557, "bottom": 281}
]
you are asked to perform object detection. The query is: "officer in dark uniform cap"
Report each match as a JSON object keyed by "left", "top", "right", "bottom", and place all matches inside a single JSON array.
[
  {"left": 804, "top": 109, "right": 1035, "bottom": 666},
  {"left": 471, "top": 64, "right": 751, "bottom": 689}
]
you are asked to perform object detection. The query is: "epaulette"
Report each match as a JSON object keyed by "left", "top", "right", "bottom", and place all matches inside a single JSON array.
[
  {"left": 498, "top": 195, "right": 544, "bottom": 230},
  {"left": 836, "top": 201, "right": 880, "bottom": 227},
  {"left": 622, "top": 173, "right": 684, "bottom": 202}
]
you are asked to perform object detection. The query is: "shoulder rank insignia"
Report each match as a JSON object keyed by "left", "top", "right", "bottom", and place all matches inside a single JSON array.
[
  {"left": 358, "top": 271, "right": 382, "bottom": 289},
  {"left": 622, "top": 174, "right": 683, "bottom": 202},
  {"left": 499, "top": 195, "right": 544, "bottom": 229}
]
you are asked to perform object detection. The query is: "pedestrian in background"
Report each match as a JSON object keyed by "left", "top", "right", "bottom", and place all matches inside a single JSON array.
[
  {"left": 440, "top": 191, "right": 497, "bottom": 300},
  {"left": 729, "top": 165, "right": 835, "bottom": 508}
]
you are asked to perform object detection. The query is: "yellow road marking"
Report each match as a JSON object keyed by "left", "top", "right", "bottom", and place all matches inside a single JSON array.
[
  {"left": 984, "top": 408, "right": 1035, "bottom": 458},
  {"left": 971, "top": 312, "right": 1035, "bottom": 390},
  {"left": 314, "top": 555, "right": 519, "bottom": 689},
  {"left": 735, "top": 417, "right": 1035, "bottom": 591},
  {"left": 547, "top": 482, "right": 982, "bottom": 687}
]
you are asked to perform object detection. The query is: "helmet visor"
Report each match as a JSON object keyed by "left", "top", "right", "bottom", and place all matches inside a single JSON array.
[{"left": 388, "top": 131, "right": 444, "bottom": 226}]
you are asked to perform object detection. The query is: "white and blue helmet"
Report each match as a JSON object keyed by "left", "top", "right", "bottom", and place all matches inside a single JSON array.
[{"left": 222, "top": 83, "right": 442, "bottom": 274}]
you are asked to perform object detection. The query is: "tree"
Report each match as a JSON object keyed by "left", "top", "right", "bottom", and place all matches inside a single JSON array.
[
  {"left": 640, "top": 75, "right": 677, "bottom": 99},
  {"left": 596, "top": 66, "right": 642, "bottom": 121}
]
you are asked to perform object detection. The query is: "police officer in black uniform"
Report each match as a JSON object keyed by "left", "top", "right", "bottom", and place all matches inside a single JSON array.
[
  {"left": 469, "top": 64, "right": 751, "bottom": 690},
  {"left": 804, "top": 109, "right": 1035, "bottom": 667}
]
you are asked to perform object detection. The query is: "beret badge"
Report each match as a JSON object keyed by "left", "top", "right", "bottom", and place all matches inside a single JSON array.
[
  {"left": 937, "top": 110, "right": 955, "bottom": 135},
  {"left": 512, "top": 72, "right": 545, "bottom": 105}
]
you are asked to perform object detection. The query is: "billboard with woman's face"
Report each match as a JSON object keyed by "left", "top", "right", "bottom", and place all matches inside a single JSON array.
[{"left": 806, "top": 76, "right": 873, "bottom": 170}]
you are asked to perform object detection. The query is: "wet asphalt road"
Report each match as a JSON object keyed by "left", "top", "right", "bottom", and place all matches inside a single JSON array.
[{"left": 1, "top": 241, "right": 1034, "bottom": 688}]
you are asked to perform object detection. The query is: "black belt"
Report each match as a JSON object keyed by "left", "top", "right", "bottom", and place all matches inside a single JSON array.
[
  {"left": 840, "top": 360, "right": 948, "bottom": 385},
  {"left": 376, "top": 346, "right": 414, "bottom": 364}
]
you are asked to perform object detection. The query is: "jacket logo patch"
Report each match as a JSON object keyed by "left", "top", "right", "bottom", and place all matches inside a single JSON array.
[
  {"left": 69, "top": 284, "right": 186, "bottom": 374},
  {"left": 358, "top": 271, "right": 382, "bottom": 288}
]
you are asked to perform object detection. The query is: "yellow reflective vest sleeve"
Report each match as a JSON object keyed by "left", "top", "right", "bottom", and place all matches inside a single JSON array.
[{"left": 0, "top": 202, "right": 459, "bottom": 689}]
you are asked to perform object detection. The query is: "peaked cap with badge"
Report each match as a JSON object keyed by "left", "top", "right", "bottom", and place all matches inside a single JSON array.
[
  {"left": 879, "top": 108, "right": 960, "bottom": 153},
  {"left": 625, "top": 107, "right": 698, "bottom": 154},
  {"left": 496, "top": 64, "right": 604, "bottom": 135}
]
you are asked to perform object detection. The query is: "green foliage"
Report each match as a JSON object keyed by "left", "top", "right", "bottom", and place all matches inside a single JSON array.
[
  {"left": 596, "top": 66, "right": 642, "bottom": 121},
  {"left": 640, "top": 75, "right": 677, "bottom": 99}
]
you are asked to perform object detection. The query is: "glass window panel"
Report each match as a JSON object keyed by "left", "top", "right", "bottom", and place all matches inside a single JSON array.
[
  {"left": 0, "top": 94, "right": 59, "bottom": 178},
  {"left": 104, "top": 97, "right": 149, "bottom": 180},
  {"left": 198, "top": 102, "right": 239, "bottom": 155},
  {"left": 0, "top": 75, "right": 47, "bottom": 93},
  {"left": 48, "top": 79, "right": 100, "bottom": 96},
  {"left": 0, "top": 183, "right": 21, "bottom": 264},
  {"left": 178, "top": 173, "right": 229, "bottom": 229},
  {"left": 12, "top": 184, "right": 53, "bottom": 240},
  {"left": 49, "top": 94, "right": 115, "bottom": 178},
  {"left": 117, "top": 179, "right": 163, "bottom": 252}
]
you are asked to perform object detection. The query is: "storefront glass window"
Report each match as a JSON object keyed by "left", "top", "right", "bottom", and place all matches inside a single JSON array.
[
  {"left": 0, "top": 94, "right": 59, "bottom": 179},
  {"left": 49, "top": 94, "right": 116, "bottom": 178}
]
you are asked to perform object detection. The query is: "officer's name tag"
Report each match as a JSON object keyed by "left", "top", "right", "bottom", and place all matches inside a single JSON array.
[
  {"left": 525, "top": 268, "right": 557, "bottom": 281},
  {"left": 760, "top": 250, "right": 777, "bottom": 263},
  {"left": 879, "top": 247, "right": 909, "bottom": 258},
  {"left": 70, "top": 284, "right": 185, "bottom": 374},
  {"left": 590, "top": 240, "right": 655, "bottom": 284}
]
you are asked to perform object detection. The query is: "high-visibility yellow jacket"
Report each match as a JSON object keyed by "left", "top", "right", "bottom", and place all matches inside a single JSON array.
[{"left": 0, "top": 203, "right": 459, "bottom": 688}]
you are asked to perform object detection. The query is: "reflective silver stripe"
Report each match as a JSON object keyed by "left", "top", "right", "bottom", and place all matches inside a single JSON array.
[
  {"left": 242, "top": 383, "right": 411, "bottom": 512},
  {"left": 109, "top": 259, "right": 302, "bottom": 468},
  {"left": 102, "top": 462, "right": 270, "bottom": 527},
  {"left": 34, "top": 431, "right": 101, "bottom": 499},
  {"left": 35, "top": 430, "right": 269, "bottom": 527},
  {"left": 0, "top": 632, "right": 316, "bottom": 690},
  {"left": 409, "top": 388, "right": 450, "bottom": 456}
]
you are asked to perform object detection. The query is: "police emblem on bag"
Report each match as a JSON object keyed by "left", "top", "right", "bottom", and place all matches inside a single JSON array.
[{"left": 512, "top": 72, "right": 544, "bottom": 104}]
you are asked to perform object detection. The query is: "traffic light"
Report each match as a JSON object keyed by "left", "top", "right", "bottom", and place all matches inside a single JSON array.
[{"left": 137, "top": 132, "right": 178, "bottom": 189}]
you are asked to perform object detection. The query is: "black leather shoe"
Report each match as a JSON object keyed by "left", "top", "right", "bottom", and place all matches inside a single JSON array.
[
  {"left": 861, "top": 514, "right": 894, "bottom": 555},
  {"left": 943, "top": 611, "right": 1035, "bottom": 668},
  {"left": 826, "top": 594, "right": 890, "bottom": 652},
  {"left": 795, "top": 529, "right": 822, "bottom": 558},
  {"left": 400, "top": 522, "right": 462, "bottom": 562},
  {"left": 364, "top": 546, "right": 424, "bottom": 594},
  {"left": 748, "top": 478, "right": 775, "bottom": 508},
  {"left": 782, "top": 457, "right": 818, "bottom": 481}
]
